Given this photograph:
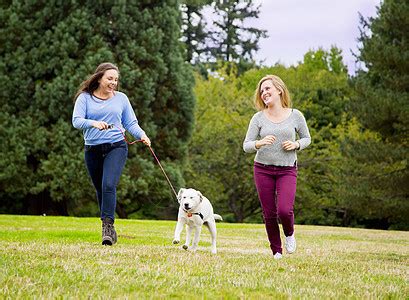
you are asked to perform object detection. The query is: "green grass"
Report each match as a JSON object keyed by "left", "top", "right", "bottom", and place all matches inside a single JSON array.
[{"left": 0, "top": 215, "right": 408, "bottom": 299}]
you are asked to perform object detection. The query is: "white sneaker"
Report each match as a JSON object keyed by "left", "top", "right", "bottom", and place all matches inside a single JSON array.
[
  {"left": 273, "top": 252, "right": 283, "bottom": 260},
  {"left": 285, "top": 234, "right": 296, "bottom": 254}
]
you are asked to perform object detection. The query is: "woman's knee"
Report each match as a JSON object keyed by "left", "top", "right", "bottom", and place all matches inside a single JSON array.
[
  {"left": 278, "top": 208, "right": 293, "bottom": 220},
  {"left": 103, "top": 181, "right": 117, "bottom": 193},
  {"left": 262, "top": 211, "right": 278, "bottom": 222}
]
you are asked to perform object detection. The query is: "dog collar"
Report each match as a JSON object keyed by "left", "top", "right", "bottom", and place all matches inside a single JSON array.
[{"left": 185, "top": 211, "right": 204, "bottom": 220}]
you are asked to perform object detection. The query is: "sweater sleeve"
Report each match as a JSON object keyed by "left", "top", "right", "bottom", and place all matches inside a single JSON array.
[
  {"left": 121, "top": 96, "right": 146, "bottom": 140},
  {"left": 243, "top": 114, "right": 260, "bottom": 153},
  {"left": 72, "top": 93, "right": 94, "bottom": 129},
  {"left": 295, "top": 110, "right": 311, "bottom": 151}
]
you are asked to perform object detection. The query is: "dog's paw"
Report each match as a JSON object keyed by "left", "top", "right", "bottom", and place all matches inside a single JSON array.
[
  {"left": 182, "top": 244, "right": 188, "bottom": 250},
  {"left": 173, "top": 239, "right": 180, "bottom": 244},
  {"left": 211, "top": 249, "right": 217, "bottom": 254}
]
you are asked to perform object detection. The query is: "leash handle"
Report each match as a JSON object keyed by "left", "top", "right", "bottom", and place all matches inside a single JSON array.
[{"left": 113, "top": 124, "right": 178, "bottom": 199}]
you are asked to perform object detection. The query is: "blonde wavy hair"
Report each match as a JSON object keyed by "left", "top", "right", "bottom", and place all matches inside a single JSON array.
[{"left": 254, "top": 75, "right": 291, "bottom": 111}]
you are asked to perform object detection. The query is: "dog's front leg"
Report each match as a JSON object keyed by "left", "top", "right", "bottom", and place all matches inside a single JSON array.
[
  {"left": 173, "top": 219, "right": 185, "bottom": 244},
  {"left": 183, "top": 225, "right": 193, "bottom": 250},
  {"left": 190, "top": 225, "right": 202, "bottom": 252}
]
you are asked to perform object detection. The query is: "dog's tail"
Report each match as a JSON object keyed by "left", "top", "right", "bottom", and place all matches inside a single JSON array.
[{"left": 214, "top": 214, "right": 223, "bottom": 221}]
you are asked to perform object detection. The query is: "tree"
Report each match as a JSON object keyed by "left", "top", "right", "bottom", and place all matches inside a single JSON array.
[
  {"left": 348, "top": 0, "right": 409, "bottom": 229},
  {"left": 208, "top": 0, "right": 267, "bottom": 63},
  {"left": 354, "top": 0, "right": 408, "bottom": 140},
  {"left": 179, "top": 0, "right": 268, "bottom": 76},
  {"left": 180, "top": 0, "right": 212, "bottom": 63},
  {"left": 0, "top": 1, "right": 194, "bottom": 218}
]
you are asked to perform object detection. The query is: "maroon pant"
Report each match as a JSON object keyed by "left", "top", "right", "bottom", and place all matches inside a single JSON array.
[{"left": 253, "top": 162, "right": 297, "bottom": 254}]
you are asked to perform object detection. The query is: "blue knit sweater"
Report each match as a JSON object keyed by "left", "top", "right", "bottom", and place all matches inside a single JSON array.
[{"left": 72, "top": 92, "right": 146, "bottom": 145}]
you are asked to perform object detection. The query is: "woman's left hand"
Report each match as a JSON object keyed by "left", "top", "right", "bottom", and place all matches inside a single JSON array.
[
  {"left": 282, "top": 140, "right": 299, "bottom": 151},
  {"left": 141, "top": 135, "right": 151, "bottom": 147}
]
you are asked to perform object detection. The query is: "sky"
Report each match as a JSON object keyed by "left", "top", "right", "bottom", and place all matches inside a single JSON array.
[{"left": 246, "top": 0, "right": 382, "bottom": 74}]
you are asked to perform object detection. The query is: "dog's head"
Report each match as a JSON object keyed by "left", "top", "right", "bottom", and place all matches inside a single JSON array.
[{"left": 177, "top": 188, "right": 203, "bottom": 212}]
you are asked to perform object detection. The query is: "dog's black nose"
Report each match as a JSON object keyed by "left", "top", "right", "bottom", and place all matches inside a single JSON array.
[{"left": 184, "top": 203, "right": 189, "bottom": 208}]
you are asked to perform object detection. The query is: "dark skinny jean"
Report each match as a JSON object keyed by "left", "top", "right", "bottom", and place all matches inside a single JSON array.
[
  {"left": 253, "top": 162, "right": 297, "bottom": 255},
  {"left": 84, "top": 140, "right": 128, "bottom": 221}
]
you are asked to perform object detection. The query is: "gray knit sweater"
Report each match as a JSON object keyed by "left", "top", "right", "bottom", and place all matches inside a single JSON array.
[{"left": 243, "top": 109, "right": 311, "bottom": 166}]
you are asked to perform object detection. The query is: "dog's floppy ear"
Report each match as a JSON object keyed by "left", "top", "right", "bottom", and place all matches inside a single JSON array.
[
  {"left": 177, "top": 188, "right": 185, "bottom": 203},
  {"left": 197, "top": 191, "right": 203, "bottom": 202}
]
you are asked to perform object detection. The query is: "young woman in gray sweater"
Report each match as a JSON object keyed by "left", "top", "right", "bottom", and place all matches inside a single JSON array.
[{"left": 243, "top": 75, "right": 311, "bottom": 259}]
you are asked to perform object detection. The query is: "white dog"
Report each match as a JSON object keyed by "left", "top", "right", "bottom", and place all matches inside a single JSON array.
[{"left": 172, "top": 188, "right": 222, "bottom": 254}]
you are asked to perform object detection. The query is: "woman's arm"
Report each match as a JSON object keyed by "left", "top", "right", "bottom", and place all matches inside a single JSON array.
[
  {"left": 121, "top": 96, "right": 146, "bottom": 140},
  {"left": 296, "top": 111, "right": 311, "bottom": 150},
  {"left": 72, "top": 94, "right": 94, "bottom": 129}
]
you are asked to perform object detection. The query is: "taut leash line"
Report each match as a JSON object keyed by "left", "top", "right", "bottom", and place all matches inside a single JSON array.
[
  {"left": 113, "top": 125, "right": 178, "bottom": 199},
  {"left": 146, "top": 146, "right": 178, "bottom": 199}
]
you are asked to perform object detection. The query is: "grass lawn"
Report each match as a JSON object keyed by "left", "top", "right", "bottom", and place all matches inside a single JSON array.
[{"left": 0, "top": 215, "right": 408, "bottom": 299}]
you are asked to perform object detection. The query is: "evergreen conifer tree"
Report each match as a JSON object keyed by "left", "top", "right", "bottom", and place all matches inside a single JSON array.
[
  {"left": 347, "top": 0, "right": 409, "bottom": 228},
  {"left": 180, "top": 0, "right": 212, "bottom": 63},
  {"left": 208, "top": 0, "right": 267, "bottom": 63}
]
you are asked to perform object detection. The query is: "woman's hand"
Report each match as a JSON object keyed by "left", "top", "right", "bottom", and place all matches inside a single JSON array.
[
  {"left": 256, "top": 135, "right": 276, "bottom": 149},
  {"left": 141, "top": 135, "right": 151, "bottom": 147},
  {"left": 282, "top": 140, "right": 300, "bottom": 151},
  {"left": 92, "top": 121, "right": 111, "bottom": 130}
]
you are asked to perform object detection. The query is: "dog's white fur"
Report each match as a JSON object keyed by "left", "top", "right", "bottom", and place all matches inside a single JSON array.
[{"left": 172, "top": 188, "right": 222, "bottom": 254}]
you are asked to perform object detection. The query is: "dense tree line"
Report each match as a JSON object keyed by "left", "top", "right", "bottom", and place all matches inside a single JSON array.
[
  {"left": 0, "top": 0, "right": 407, "bottom": 229},
  {"left": 345, "top": 0, "right": 408, "bottom": 228}
]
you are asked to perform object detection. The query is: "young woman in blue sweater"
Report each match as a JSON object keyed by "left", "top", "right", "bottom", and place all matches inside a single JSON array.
[{"left": 72, "top": 62, "right": 150, "bottom": 245}]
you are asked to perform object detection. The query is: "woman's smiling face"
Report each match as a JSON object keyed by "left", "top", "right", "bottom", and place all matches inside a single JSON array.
[
  {"left": 260, "top": 79, "right": 281, "bottom": 106},
  {"left": 98, "top": 69, "right": 119, "bottom": 94}
]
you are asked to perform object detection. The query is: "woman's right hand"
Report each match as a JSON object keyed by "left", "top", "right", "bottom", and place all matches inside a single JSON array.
[
  {"left": 140, "top": 135, "right": 151, "bottom": 147},
  {"left": 255, "top": 135, "right": 276, "bottom": 149},
  {"left": 92, "top": 121, "right": 111, "bottom": 130}
]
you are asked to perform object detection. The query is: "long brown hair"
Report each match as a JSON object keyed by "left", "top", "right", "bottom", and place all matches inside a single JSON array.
[
  {"left": 73, "top": 62, "right": 119, "bottom": 101},
  {"left": 254, "top": 75, "right": 291, "bottom": 111}
]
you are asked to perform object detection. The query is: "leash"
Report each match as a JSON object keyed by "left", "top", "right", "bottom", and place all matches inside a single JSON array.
[{"left": 112, "top": 124, "right": 178, "bottom": 199}]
